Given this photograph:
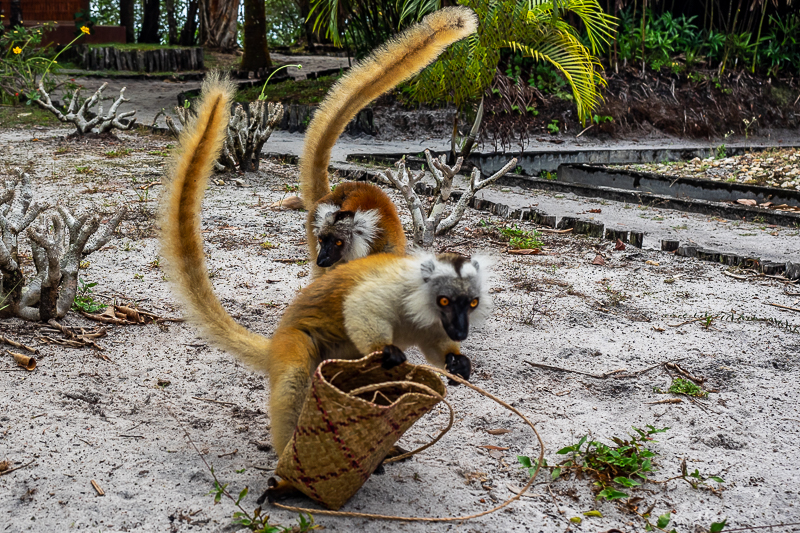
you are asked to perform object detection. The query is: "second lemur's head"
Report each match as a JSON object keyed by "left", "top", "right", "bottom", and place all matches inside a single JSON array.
[
  {"left": 313, "top": 204, "right": 381, "bottom": 268},
  {"left": 406, "top": 253, "right": 493, "bottom": 342}
]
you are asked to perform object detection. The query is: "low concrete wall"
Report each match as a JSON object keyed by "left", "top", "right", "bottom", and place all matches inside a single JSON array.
[
  {"left": 558, "top": 164, "right": 800, "bottom": 207},
  {"left": 348, "top": 145, "right": 800, "bottom": 177}
]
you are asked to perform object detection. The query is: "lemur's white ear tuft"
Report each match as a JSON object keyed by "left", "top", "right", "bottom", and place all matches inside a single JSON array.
[
  {"left": 470, "top": 253, "right": 496, "bottom": 273},
  {"left": 313, "top": 203, "right": 339, "bottom": 233},
  {"left": 420, "top": 258, "right": 436, "bottom": 282}
]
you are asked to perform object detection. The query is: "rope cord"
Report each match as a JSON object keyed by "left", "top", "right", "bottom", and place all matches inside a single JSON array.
[{"left": 272, "top": 366, "right": 545, "bottom": 522}]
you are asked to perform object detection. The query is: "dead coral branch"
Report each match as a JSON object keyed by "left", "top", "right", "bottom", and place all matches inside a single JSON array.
[
  {"left": 0, "top": 170, "right": 126, "bottom": 321},
  {"left": 167, "top": 100, "right": 283, "bottom": 172},
  {"left": 35, "top": 81, "right": 137, "bottom": 135},
  {"left": 381, "top": 150, "right": 517, "bottom": 248}
]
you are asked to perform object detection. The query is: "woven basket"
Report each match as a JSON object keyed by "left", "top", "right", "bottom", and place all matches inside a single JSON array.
[{"left": 275, "top": 352, "right": 447, "bottom": 510}]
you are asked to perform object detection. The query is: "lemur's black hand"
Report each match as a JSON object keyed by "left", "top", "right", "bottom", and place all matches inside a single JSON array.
[
  {"left": 381, "top": 345, "right": 407, "bottom": 369},
  {"left": 445, "top": 353, "right": 471, "bottom": 384}
]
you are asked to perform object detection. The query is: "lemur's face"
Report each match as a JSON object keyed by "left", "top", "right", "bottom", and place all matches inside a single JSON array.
[
  {"left": 316, "top": 225, "right": 350, "bottom": 267},
  {"left": 420, "top": 254, "right": 490, "bottom": 342},
  {"left": 313, "top": 205, "right": 380, "bottom": 268}
]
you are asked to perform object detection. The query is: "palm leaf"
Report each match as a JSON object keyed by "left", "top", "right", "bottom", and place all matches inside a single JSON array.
[{"left": 506, "top": 27, "right": 606, "bottom": 122}]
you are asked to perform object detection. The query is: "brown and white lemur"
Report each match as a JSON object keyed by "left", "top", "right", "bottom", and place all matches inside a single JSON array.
[
  {"left": 160, "top": 7, "right": 487, "bottom": 459},
  {"left": 300, "top": 6, "right": 477, "bottom": 277}
]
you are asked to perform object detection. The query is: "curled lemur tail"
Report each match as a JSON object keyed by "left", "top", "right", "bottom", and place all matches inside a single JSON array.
[
  {"left": 160, "top": 73, "right": 271, "bottom": 370},
  {"left": 299, "top": 7, "right": 479, "bottom": 208}
]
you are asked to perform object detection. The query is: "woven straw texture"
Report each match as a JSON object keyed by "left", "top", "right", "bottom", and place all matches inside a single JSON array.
[{"left": 275, "top": 352, "right": 446, "bottom": 510}]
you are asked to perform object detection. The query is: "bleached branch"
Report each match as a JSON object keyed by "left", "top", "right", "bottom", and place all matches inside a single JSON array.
[{"left": 35, "top": 81, "right": 137, "bottom": 135}]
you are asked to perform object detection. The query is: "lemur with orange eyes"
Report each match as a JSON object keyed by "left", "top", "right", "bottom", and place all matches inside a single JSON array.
[
  {"left": 161, "top": 8, "right": 481, "bottom": 459},
  {"left": 299, "top": 7, "right": 477, "bottom": 276}
]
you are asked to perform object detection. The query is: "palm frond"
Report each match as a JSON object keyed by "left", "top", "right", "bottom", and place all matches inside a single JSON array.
[{"left": 505, "top": 27, "right": 606, "bottom": 122}]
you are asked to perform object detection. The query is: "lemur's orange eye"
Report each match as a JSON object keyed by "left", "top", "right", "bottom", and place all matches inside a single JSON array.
[
  {"left": 470, "top": 298, "right": 479, "bottom": 308},
  {"left": 318, "top": 238, "right": 323, "bottom": 243},
  {"left": 335, "top": 240, "right": 343, "bottom": 246},
  {"left": 438, "top": 297, "right": 449, "bottom": 307}
]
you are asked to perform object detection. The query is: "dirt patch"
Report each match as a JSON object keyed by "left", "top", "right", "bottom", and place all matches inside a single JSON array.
[{"left": 372, "top": 66, "right": 800, "bottom": 148}]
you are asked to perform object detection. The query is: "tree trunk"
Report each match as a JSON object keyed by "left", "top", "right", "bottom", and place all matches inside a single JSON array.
[
  {"left": 202, "top": 0, "right": 241, "bottom": 52},
  {"left": 119, "top": 0, "right": 135, "bottom": 43},
  {"left": 295, "top": 0, "right": 316, "bottom": 45},
  {"left": 241, "top": 0, "right": 271, "bottom": 70},
  {"left": 139, "top": 0, "right": 161, "bottom": 44},
  {"left": 180, "top": 0, "right": 200, "bottom": 45},
  {"left": 165, "top": 0, "right": 179, "bottom": 45}
]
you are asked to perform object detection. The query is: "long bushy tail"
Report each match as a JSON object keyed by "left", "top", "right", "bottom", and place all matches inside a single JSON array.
[
  {"left": 299, "top": 7, "right": 478, "bottom": 207},
  {"left": 160, "top": 73, "right": 272, "bottom": 370}
]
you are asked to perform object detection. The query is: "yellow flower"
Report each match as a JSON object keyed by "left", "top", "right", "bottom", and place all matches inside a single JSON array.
[
  {"left": 12, "top": 46, "right": 22, "bottom": 54},
  {"left": 80, "top": 26, "right": 91, "bottom": 35}
]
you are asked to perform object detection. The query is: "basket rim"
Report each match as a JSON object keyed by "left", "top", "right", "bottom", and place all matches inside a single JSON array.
[{"left": 316, "top": 353, "right": 447, "bottom": 411}]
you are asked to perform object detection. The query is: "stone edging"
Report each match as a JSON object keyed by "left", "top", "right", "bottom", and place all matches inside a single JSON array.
[{"left": 269, "top": 157, "right": 798, "bottom": 280}]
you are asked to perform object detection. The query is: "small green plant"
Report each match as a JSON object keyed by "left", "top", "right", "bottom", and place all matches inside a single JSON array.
[
  {"left": 742, "top": 116, "right": 758, "bottom": 139},
  {"left": 499, "top": 225, "right": 543, "bottom": 250},
  {"left": 603, "top": 284, "right": 628, "bottom": 306},
  {"left": 654, "top": 377, "right": 708, "bottom": 398},
  {"left": 284, "top": 183, "right": 299, "bottom": 192},
  {"left": 104, "top": 148, "right": 132, "bottom": 158},
  {"left": 72, "top": 279, "right": 105, "bottom": 313},
  {"left": 715, "top": 144, "right": 727, "bottom": 159},
  {"left": 592, "top": 114, "right": 613, "bottom": 124},
  {"left": 539, "top": 170, "right": 557, "bottom": 180},
  {"left": 207, "top": 466, "right": 318, "bottom": 532},
  {"left": 547, "top": 119, "right": 560, "bottom": 134},
  {"left": 147, "top": 150, "right": 170, "bottom": 157},
  {"left": 260, "top": 241, "right": 278, "bottom": 249},
  {"left": 75, "top": 165, "right": 92, "bottom": 174},
  {"left": 518, "top": 426, "right": 725, "bottom": 531},
  {"left": 257, "top": 64, "right": 302, "bottom": 100}
]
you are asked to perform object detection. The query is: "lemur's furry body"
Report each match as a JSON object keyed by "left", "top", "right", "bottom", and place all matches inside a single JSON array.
[
  {"left": 160, "top": 70, "right": 490, "bottom": 456},
  {"left": 301, "top": 6, "right": 477, "bottom": 277}
]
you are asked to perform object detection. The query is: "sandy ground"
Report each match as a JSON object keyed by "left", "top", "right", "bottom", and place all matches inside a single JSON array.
[{"left": 1, "top": 126, "right": 799, "bottom": 532}]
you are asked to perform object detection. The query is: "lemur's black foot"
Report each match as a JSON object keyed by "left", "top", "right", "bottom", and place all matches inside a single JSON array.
[
  {"left": 374, "top": 444, "right": 412, "bottom": 476},
  {"left": 257, "top": 477, "right": 300, "bottom": 505},
  {"left": 445, "top": 353, "right": 471, "bottom": 385},
  {"left": 381, "top": 345, "right": 407, "bottom": 369}
]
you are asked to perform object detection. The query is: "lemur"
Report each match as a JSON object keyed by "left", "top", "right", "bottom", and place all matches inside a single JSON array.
[
  {"left": 160, "top": 70, "right": 491, "bottom": 458},
  {"left": 300, "top": 6, "right": 478, "bottom": 277}
]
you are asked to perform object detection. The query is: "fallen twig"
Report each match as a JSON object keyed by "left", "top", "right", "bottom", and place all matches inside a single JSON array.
[
  {"left": 525, "top": 361, "right": 627, "bottom": 379},
  {"left": 722, "top": 523, "right": 800, "bottom": 532},
  {"left": 192, "top": 396, "right": 237, "bottom": 407},
  {"left": 767, "top": 302, "right": 800, "bottom": 313},
  {"left": 505, "top": 483, "right": 544, "bottom": 498},
  {"left": 218, "top": 449, "right": 238, "bottom": 458},
  {"left": 647, "top": 398, "right": 683, "bottom": 405},
  {"left": 139, "top": 181, "right": 161, "bottom": 191},
  {"left": 668, "top": 316, "right": 712, "bottom": 328},
  {"left": 0, "top": 335, "right": 38, "bottom": 353},
  {"left": 665, "top": 362, "right": 705, "bottom": 384},
  {"left": 722, "top": 271, "right": 748, "bottom": 280},
  {"left": 537, "top": 228, "right": 573, "bottom": 234},
  {"left": 0, "top": 459, "right": 36, "bottom": 477},
  {"left": 525, "top": 359, "right": 682, "bottom": 380},
  {"left": 42, "top": 320, "right": 109, "bottom": 358},
  {"left": 91, "top": 479, "right": 105, "bottom": 496}
]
